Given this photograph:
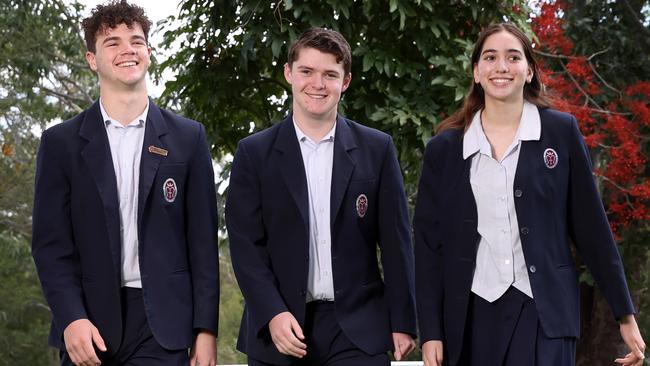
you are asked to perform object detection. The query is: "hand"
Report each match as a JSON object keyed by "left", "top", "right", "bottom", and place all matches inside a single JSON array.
[
  {"left": 392, "top": 332, "right": 416, "bottom": 361},
  {"left": 190, "top": 330, "right": 217, "bottom": 366},
  {"left": 268, "top": 311, "right": 307, "bottom": 358},
  {"left": 63, "top": 318, "right": 107, "bottom": 366},
  {"left": 615, "top": 315, "right": 646, "bottom": 366},
  {"left": 422, "top": 340, "right": 444, "bottom": 366}
]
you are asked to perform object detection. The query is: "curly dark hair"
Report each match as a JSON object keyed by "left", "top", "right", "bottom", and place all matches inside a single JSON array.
[
  {"left": 287, "top": 28, "right": 352, "bottom": 76},
  {"left": 81, "top": 0, "right": 152, "bottom": 52}
]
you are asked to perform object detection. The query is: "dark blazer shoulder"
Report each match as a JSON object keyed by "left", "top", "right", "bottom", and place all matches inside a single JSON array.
[
  {"left": 343, "top": 117, "right": 390, "bottom": 142},
  {"left": 426, "top": 128, "right": 463, "bottom": 159},
  {"left": 538, "top": 107, "right": 579, "bottom": 141},
  {"left": 43, "top": 107, "right": 93, "bottom": 139},
  {"left": 156, "top": 105, "right": 201, "bottom": 129}
]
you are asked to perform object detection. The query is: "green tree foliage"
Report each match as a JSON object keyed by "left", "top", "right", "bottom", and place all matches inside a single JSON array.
[
  {"left": 157, "top": 0, "right": 529, "bottom": 192},
  {"left": 0, "top": 1, "right": 94, "bottom": 364}
]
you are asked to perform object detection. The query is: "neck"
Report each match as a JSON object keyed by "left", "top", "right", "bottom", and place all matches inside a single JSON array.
[
  {"left": 100, "top": 88, "right": 148, "bottom": 126},
  {"left": 293, "top": 108, "right": 336, "bottom": 142},
  {"left": 482, "top": 98, "right": 524, "bottom": 130}
]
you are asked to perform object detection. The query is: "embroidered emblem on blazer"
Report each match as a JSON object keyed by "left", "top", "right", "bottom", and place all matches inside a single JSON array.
[
  {"left": 356, "top": 194, "right": 368, "bottom": 218},
  {"left": 163, "top": 178, "right": 177, "bottom": 203},
  {"left": 544, "top": 148, "right": 558, "bottom": 169}
]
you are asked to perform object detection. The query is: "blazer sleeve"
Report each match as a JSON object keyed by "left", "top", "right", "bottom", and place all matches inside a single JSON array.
[
  {"left": 566, "top": 116, "right": 635, "bottom": 318},
  {"left": 186, "top": 124, "right": 220, "bottom": 334},
  {"left": 225, "top": 141, "right": 288, "bottom": 333},
  {"left": 377, "top": 137, "right": 417, "bottom": 336},
  {"left": 31, "top": 129, "right": 87, "bottom": 334},
  {"left": 413, "top": 137, "right": 445, "bottom": 343}
]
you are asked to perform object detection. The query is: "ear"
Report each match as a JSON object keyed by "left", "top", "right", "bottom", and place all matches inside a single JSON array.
[
  {"left": 283, "top": 63, "right": 292, "bottom": 84},
  {"left": 527, "top": 66, "right": 534, "bottom": 83},
  {"left": 86, "top": 51, "right": 98, "bottom": 71},
  {"left": 473, "top": 63, "right": 479, "bottom": 84},
  {"left": 341, "top": 73, "right": 352, "bottom": 92}
]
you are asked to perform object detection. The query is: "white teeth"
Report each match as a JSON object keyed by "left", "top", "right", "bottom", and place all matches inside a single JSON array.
[
  {"left": 118, "top": 62, "right": 137, "bottom": 67},
  {"left": 491, "top": 78, "right": 512, "bottom": 85}
]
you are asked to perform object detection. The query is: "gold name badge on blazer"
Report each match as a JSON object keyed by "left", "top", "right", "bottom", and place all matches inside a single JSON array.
[{"left": 148, "top": 145, "right": 168, "bottom": 157}]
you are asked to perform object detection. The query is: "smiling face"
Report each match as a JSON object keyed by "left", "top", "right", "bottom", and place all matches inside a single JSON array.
[
  {"left": 473, "top": 30, "right": 533, "bottom": 105},
  {"left": 284, "top": 47, "right": 351, "bottom": 124},
  {"left": 85, "top": 22, "right": 151, "bottom": 93}
]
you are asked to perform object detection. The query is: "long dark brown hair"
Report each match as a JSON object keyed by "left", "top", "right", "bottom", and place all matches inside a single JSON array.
[{"left": 437, "top": 23, "right": 550, "bottom": 133}]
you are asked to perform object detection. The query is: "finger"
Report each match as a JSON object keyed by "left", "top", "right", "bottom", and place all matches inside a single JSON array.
[
  {"left": 394, "top": 349, "right": 403, "bottom": 361},
  {"left": 91, "top": 326, "right": 107, "bottom": 352},
  {"left": 290, "top": 317, "right": 305, "bottom": 340},
  {"left": 275, "top": 335, "right": 304, "bottom": 358},
  {"left": 284, "top": 330, "right": 307, "bottom": 350},
  {"left": 404, "top": 340, "right": 416, "bottom": 355},
  {"left": 282, "top": 338, "right": 307, "bottom": 357},
  {"left": 436, "top": 347, "right": 444, "bottom": 365},
  {"left": 393, "top": 339, "right": 402, "bottom": 361},
  {"left": 65, "top": 348, "right": 80, "bottom": 365}
]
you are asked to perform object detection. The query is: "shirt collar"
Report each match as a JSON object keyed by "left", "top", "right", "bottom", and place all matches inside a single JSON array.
[
  {"left": 100, "top": 97, "right": 149, "bottom": 128},
  {"left": 293, "top": 116, "right": 336, "bottom": 144},
  {"left": 462, "top": 101, "right": 541, "bottom": 160}
]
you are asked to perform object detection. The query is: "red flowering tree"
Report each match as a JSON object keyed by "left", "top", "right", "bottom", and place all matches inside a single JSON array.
[{"left": 532, "top": 1, "right": 650, "bottom": 364}]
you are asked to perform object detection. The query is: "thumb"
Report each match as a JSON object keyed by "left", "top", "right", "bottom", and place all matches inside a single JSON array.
[
  {"left": 290, "top": 317, "right": 305, "bottom": 340},
  {"left": 91, "top": 326, "right": 107, "bottom": 352},
  {"left": 394, "top": 340, "right": 403, "bottom": 361}
]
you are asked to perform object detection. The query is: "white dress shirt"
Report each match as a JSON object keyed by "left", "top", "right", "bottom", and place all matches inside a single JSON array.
[
  {"left": 100, "top": 99, "right": 148, "bottom": 288},
  {"left": 294, "top": 118, "right": 336, "bottom": 302},
  {"left": 464, "top": 101, "right": 541, "bottom": 302}
]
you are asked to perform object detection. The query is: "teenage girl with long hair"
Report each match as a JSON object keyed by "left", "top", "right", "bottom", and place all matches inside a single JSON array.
[{"left": 414, "top": 23, "right": 645, "bottom": 366}]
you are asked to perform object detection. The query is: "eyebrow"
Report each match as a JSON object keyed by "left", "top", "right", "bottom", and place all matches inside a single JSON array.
[
  {"left": 296, "top": 65, "right": 341, "bottom": 75},
  {"left": 102, "top": 35, "right": 147, "bottom": 44},
  {"left": 481, "top": 48, "right": 523, "bottom": 55}
]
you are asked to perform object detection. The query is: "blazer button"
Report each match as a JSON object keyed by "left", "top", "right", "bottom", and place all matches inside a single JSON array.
[
  {"left": 520, "top": 227, "right": 530, "bottom": 235},
  {"left": 529, "top": 265, "right": 537, "bottom": 273},
  {"left": 299, "top": 290, "right": 306, "bottom": 296},
  {"left": 514, "top": 189, "right": 523, "bottom": 198}
]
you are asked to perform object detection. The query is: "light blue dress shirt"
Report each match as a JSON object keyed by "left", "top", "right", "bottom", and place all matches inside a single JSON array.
[
  {"left": 463, "top": 101, "right": 541, "bottom": 302},
  {"left": 100, "top": 99, "right": 148, "bottom": 288}
]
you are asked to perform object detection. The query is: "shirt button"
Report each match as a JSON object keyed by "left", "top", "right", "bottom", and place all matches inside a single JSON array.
[
  {"left": 500, "top": 195, "right": 506, "bottom": 201},
  {"left": 520, "top": 227, "right": 530, "bottom": 235},
  {"left": 514, "top": 189, "right": 523, "bottom": 198},
  {"left": 501, "top": 228, "right": 508, "bottom": 234},
  {"left": 529, "top": 265, "right": 537, "bottom": 273},
  {"left": 321, "top": 240, "right": 326, "bottom": 245},
  {"left": 505, "top": 259, "right": 511, "bottom": 265}
]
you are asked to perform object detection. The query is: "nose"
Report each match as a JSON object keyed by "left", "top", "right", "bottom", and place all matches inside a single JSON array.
[
  {"left": 120, "top": 43, "right": 136, "bottom": 55},
  {"left": 496, "top": 57, "right": 509, "bottom": 72},
  {"left": 311, "top": 74, "right": 325, "bottom": 89}
]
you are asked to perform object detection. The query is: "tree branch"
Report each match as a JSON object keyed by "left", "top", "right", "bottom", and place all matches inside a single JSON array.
[
  {"left": 559, "top": 59, "right": 604, "bottom": 110},
  {"left": 39, "top": 87, "right": 85, "bottom": 113}
]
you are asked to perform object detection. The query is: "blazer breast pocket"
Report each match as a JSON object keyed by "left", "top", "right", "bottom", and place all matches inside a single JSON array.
[{"left": 156, "top": 163, "right": 188, "bottom": 206}]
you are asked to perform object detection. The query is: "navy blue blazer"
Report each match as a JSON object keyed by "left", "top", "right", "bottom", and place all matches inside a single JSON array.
[
  {"left": 413, "top": 107, "right": 635, "bottom": 365},
  {"left": 31, "top": 100, "right": 219, "bottom": 353},
  {"left": 225, "top": 114, "right": 416, "bottom": 364}
]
